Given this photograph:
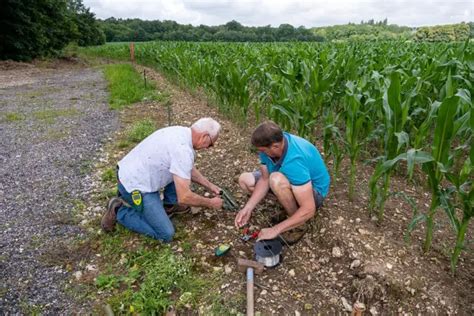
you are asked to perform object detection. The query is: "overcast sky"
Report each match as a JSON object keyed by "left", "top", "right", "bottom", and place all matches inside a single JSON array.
[{"left": 83, "top": 0, "right": 473, "bottom": 27}]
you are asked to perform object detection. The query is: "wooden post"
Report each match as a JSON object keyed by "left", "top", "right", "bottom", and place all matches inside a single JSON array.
[{"left": 129, "top": 42, "right": 135, "bottom": 62}]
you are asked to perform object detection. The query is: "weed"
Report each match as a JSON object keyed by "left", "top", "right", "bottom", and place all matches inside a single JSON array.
[
  {"left": 117, "top": 139, "right": 131, "bottom": 149},
  {"left": 101, "top": 167, "right": 116, "bottom": 183},
  {"left": 126, "top": 119, "right": 156, "bottom": 143},
  {"left": 33, "top": 108, "right": 78, "bottom": 124},
  {"left": 95, "top": 274, "right": 120, "bottom": 290},
  {"left": 4, "top": 112, "right": 24, "bottom": 122},
  {"left": 19, "top": 300, "right": 43, "bottom": 315}
]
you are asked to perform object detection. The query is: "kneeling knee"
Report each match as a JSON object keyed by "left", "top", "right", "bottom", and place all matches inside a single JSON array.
[
  {"left": 269, "top": 172, "right": 289, "bottom": 190},
  {"left": 162, "top": 226, "right": 175, "bottom": 243},
  {"left": 239, "top": 172, "right": 254, "bottom": 192}
]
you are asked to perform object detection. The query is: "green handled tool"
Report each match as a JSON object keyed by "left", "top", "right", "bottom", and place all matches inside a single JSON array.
[{"left": 219, "top": 188, "right": 239, "bottom": 211}]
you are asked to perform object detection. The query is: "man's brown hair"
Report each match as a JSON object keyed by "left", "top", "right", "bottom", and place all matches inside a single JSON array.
[{"left": 251, "top": 121, "right": 283, "bottom": 147}]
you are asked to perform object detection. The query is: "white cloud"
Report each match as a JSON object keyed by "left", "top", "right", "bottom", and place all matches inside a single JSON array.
[{"left": 83, "top": 0, "right": 473, "bottom": 27}]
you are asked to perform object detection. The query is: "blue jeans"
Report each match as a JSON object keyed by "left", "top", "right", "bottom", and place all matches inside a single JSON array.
[{"left": 116, "top": 182, "right": 178, "bottom": 242}]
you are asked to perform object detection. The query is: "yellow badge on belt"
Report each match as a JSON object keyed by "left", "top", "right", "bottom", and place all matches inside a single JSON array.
[{"left": 131, "top": 190, "right": 142, "bottom": 207}]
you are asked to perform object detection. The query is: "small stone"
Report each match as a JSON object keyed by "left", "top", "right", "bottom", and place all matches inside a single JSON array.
[
  {"left": 260, "top": 289, "right": 267, "bottom": 295},
  {"left": 204, "top": 192, "right": 210, "bottom": 197},
  {"left": 334, "top": 216, "right": 344, "bottom": 225},
  {"left": 370, "top": 306, "right": 379, "bottom": 315},
  {"left": 224, "top": 265, "right": 232, "bottom": 274},
  {"left": 73, "top": 271, "right": 82, "bottom": 280},
  {"left": 304, "top": 303, "right": 313, "bottom": 310},
  {"left": 386, "top": 263, "right": 393, "bottom": 270},
  {"left": 288, "top": 269, "right": 296, "bottom": 277},
  {"left": 355, "top": 218, "right": 361, "bottom": 223},
  {"left": 341, "top": 297, "right": 352, "bottom": 312},
  {"left": 93, "top": 206, "right": 102, "bottom": 213},
  {"left": 85, "top": 264, "right": 97, "bottom": 271},
  {"left": 191, "top": 207, "right": 201, "bottom": 214},
  {"left": 350, "top": 259, "right": 361, "bottom": 269},
  {"left": 239, "top": 251, "right": 245, "bottom": 256},
  {"left": 358, "top": 228, "right": 369, "bottom": 235},
  {"left": 349, "top": 251, "right": 359, "bottom": 259},
  {"left": 332, "top": 246, "right": 343, "bottom": 258},
  {"left": 295, "top": 311, "right": 301, "bottom": 316}
]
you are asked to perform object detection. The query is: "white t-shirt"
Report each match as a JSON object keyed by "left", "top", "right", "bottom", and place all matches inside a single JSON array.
[{"left": 118, "top": 126, "right": 194, "bottom": 193}]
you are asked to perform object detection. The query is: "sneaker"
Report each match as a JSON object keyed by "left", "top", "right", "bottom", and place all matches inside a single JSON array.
[
  {"left": 164, "top": 204, "right": 190, "bottom": 217},
  {"left": 101, "top": 197, "right": 123, "bottom": 232}
]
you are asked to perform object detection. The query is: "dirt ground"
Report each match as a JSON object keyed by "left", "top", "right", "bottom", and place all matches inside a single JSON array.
[
  {"left": 2, "top": 59, "right": 471, "bottom": 314},
  {"left": 88, "top": 63, "right": 473, "bottom": 314}
]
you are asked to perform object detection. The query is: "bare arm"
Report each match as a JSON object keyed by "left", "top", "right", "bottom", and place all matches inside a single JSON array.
[
  {"left": 173, "top": 174, "right": 223, "bottom": 209},
  {"left": 235, "top": 165, "right": 270, "bottom": 227},
  {"left": 243, "top": 165, "right": 270, "bottom": 211},
  {"left": 191, "top": 167, "right": 220, "bottom": 194}
]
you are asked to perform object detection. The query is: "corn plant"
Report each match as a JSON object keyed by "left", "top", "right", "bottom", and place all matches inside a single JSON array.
[
  {"left": 369, "top": 71, "right": 411, "bottom": 220},
  {"left": 343, "top": 80, "right": 372, "bottom": 200}
]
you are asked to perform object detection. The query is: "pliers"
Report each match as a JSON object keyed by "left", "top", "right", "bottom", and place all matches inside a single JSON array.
[{"left": 240, "top": 225, "right": 260, "bottom": 242}]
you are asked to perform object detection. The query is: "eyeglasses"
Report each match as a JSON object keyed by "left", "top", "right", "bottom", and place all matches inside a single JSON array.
[{"left": 206, "top": 134, "right": 214, "bottom": 147}]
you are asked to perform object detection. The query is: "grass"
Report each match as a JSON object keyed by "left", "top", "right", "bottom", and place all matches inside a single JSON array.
[
  {"left": 126, "top": 119, "right": 156, "bottom": 143},
  {"left": 92, "top": 227, "right": 220, "bottom": 314},
  {"left": 4, "top": 112, "right": 24, "bottom": 122},
  {"left": 103, "top": 63, "right": 162, "bottom": 110},
  {"left": 33, "top": 108, "right": 78, "bottom": 124},
  {"left": 101, "top": 167, "right": 116, "bottom": 183}
]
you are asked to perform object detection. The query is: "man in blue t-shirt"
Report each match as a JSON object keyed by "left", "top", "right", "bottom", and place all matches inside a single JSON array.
[{"left": 235, "top": 121, "right": 330, "bottom": 241}]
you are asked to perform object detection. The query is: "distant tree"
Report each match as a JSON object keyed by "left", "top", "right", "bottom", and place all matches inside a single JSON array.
[
  {"left": 68, "top": 0, "right": 105, "bottom": 46},
  {"left": 225, "top": 20, "right": 244, "bottom": 32},
  {"left": 0, "top": 0, "right": 74, "bottom": 60},
  {"left": 0, "top": 0, "right": 104, "bottom": 61}
]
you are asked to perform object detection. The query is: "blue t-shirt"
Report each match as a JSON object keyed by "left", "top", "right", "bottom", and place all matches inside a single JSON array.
[{"left": 259, "top": 132, "right": 330, "bottom": 198}]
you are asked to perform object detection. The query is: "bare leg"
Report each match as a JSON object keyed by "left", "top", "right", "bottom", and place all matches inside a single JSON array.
[
  {"left": 269, "top": 172, "right": 298, "bottom": 216},
  {"left": 238, "top": 172, "right": 256, "bottom": 193}
]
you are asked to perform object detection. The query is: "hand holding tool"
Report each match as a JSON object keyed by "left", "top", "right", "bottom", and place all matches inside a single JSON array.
[{"left": 219, "top": 188, "right": 239, "bottom": 211}]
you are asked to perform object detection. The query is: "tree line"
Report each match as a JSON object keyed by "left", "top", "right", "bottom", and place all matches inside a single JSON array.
[
  {"left": 1, "top": 2, "right": 472, "bottom": 62},
  {"left": 100, "top": 19, "right": 323, "bottom": 42},
  {"left": 0, "top": 0, "right": 105, "bottom": 61}
]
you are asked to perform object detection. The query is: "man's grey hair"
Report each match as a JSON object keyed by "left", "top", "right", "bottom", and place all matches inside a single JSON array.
[{"left": 191, "top": 117, "right": 221, "bottom": 138}]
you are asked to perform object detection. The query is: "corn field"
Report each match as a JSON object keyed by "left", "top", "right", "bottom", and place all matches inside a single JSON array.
[{"left": 81, "top": 41, "right": 473, "bottom": 272}]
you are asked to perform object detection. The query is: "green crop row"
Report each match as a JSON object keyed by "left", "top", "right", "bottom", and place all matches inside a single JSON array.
[{"left": 81, "top": 41, "right": 473, "bottom": 273}]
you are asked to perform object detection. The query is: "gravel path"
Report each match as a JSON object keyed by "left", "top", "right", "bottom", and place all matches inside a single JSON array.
[{"left": 0, "top": 64, "right": 118, "bottom": 313}]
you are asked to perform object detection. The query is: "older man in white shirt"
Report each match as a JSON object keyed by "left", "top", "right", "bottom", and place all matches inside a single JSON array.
[{"left": 101, "top": 117, "right": 223, "bottom": 242}]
